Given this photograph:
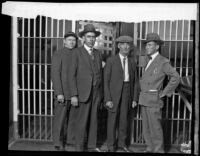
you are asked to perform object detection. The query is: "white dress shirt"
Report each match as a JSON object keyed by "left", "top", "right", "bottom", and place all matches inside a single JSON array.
[
  {"left": 119, "top": 53, "right": 129, "bottom": 82},
  {"left": 145, "top": 51, "right": 159, "bottom": 71},
  {"left": 84, "top": 44, "right": 93, "bottom": 55}
]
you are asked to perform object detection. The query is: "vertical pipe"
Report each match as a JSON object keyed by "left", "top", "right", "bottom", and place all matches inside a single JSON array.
[
  {"left": 186, "top": 20, "right": 191, "bottom": 76},
  {"left": 39, "top": 15, "right": 42, "bottom": 140},
  {"left": 27, "top": 18, "right": 31, "bottom": 139},
  {"left": 45, "top": 16, "right": 48, "bottom": 140},
  {"left": 72, "top": 20, "right": 76, "bottom": 33},
  {"left": 33, "top": 18, "right": 36, "bottom": 139},
  {"left": 12, "top": 17, "right": 19, "bottom": 139},
  {"left": 22, "top": 17, "right": 25, "bottom": 139},
  {"left": 50, "top": 17, "right": 53, "bottom": 140},
  {"left": 175, "top": 20, "right": 179, "bottom": 145}
]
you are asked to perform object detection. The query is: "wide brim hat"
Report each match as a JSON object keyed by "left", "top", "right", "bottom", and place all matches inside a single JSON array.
[
  {"left": 116, "top": 35, "right": 133, "bottom": 43},
  {"left": 144, "top": 33, "right": 164, "bottom": 45},
  {"left": 64, "top": 32, "right": 78, "bottom": 40},
  {"left": 78, "top": 24, "right": 101, "bottom": 38}
]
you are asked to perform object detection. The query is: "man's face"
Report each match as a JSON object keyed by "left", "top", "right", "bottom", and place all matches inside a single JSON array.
[
  {"left": 145, "top": 41, "right": 159, "bottom": 56},
  {"left": 118, "top": 42, "right": 131, "bottom": 56},
  {"left": 64, "top": 36, "right": 77, "bottom": 49},
  {"left": 83, "top": 32, "right": 96, "bottom": 48}
]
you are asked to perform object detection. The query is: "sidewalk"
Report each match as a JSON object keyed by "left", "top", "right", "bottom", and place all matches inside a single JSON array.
[{"left": 8, "top": 140, "right": 181, "bottom": 153}]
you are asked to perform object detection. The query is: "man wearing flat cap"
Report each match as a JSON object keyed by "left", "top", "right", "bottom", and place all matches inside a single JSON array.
[
  {"left": 138, "top": 33, "right": 180, "bottom": 153},
  {"left": 51, "top": 32, "right": 78, "bottom": 151},
  {"left": 68, "top": 24, "right": 103, "bottom": 152},
  {"left": 104, "top": 35, "right": 139, "bottom": 152}
]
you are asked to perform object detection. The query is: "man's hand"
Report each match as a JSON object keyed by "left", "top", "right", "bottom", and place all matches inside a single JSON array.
[
  {"left": 57, "top": 95, "right": 64, "bottom": 103},
  {"left": 132, "top": 101, "right": 137, "bottom": 108},
  {"left": 105, "top": 101, "right": 113, "bottom": 109},
  {"left": 71, "top": 96, "right": 78, "bottom": 107}
]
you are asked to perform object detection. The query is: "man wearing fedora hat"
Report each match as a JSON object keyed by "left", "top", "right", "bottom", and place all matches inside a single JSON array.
[
  {"left": 51, "top": 32, "right": 78, "bottom": 151},
  {"left": 138, "top": 33, "right": 180, "bottom": 153},
  {"left": 68, "top": 24, "right": 103, "bottom": 152},
  {"left": 104, "top": 35, "right": 139, "bottom": 152}
]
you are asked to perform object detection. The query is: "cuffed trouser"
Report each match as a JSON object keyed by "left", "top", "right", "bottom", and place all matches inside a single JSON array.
[
  {"left": 141, "top": 106, "right": 164, "bottom": 153},
  {"left": 73, "top": 85, "right": 101, "bottom": 150},
  {"left": 107, "top": 82, "right": 130, "bottom": 150},
  {"left": 52, "top": 100, "right": 69, "bottom": 147}
]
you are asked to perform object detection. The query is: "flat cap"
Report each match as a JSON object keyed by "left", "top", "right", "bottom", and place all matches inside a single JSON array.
[
  {"left": 64, "top": 32, "right": 78, "bottom": 40},
  {"left": 116, "top": 35, "right": 133, "bottom": 43}
]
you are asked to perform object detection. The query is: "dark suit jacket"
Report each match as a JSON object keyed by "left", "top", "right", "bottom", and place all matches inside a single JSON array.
[
  {"left": 139, "top": 54, "right": 180, "bottom": 108},
  {"left": 51, "top": 47, "right": 73, "bottom": 100},
  {"left": 104, "top": 54, "right": 139, "bottom": 112},
  {"left": 69, "top": 46, "right": 103, "bottom": 103}
]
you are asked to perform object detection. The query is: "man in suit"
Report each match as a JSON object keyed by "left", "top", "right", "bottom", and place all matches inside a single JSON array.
[
  {"left": 139, "top": 33, "right": 180, "bottom": 153},
  {"left": 51, "top": 32, "right": 78, "bottom": 151},
  {"left": 68, "top": 24, "right": 103, "bottom": 152},
  {"left": 104, "top": 36, "right": 139, "bottom": 152}
]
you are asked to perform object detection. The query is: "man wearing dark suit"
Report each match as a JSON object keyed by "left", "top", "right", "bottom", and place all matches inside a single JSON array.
[
  {"left": 104, "top": 36, "right": 139, "bottom": 152},
  {"left": 139, "top": 33, "right": 180, "bottom": 153},
  {"left": 68, "top": 24, "right": 103, "bottom": 152},
  {"left": 51, "top": 32, "right": 78, "bottom": 151}
]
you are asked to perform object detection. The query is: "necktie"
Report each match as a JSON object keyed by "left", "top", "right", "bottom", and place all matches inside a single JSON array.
[
  {"left": 90, "top": 48, "right": 94, "bottom": 60},
  {"left": 145, "top": 55, "right": 152, "bottom": 71},
  {"left": 123, "top": 57, "right": 126, "bottom": 80}
]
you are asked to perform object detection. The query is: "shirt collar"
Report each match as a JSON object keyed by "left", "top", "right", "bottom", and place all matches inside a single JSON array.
[
  {"left": 84, "top": 44, "right": 93, "bottom": 52},
  {"left": 150, "top": 51, "right": 159, "bottom": 61},
  {"left": 119, "top": 53, "right": 128, "bottom": 60}
]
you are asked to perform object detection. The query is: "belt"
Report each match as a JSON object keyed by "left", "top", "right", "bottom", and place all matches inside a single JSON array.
[{"left": 123, "top": 81, "right": 130, "bottom": 84}]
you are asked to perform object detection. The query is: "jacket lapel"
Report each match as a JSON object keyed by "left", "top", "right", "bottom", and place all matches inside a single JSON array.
[
  {"left": 116, "top": 54, "right": 124, "bottom": 77},
  {"left": 80, "top": 46, "right": 92, "bottom": 70},
  {"left": 143, "top": 54, "right": 161, "bottom": 77}
]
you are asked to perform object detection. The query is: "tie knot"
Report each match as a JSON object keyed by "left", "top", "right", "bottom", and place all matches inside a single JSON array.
[
  {"left": 148, "top": 55, "right": 152, "bottom": 60},
  {"left": 123, "top": 57, "right": 126, "bottom": 61}
]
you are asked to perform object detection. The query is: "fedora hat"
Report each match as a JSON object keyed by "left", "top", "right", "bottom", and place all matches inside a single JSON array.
[
  {"left": 144, "top": 33, "right": 164, "bottom": 45},
  {"left": 78, "top": 24, "right": 101, "bottom": 38},
  {"left": 116, "top": 35, "right": 133, "bottom": 43},
  {"left": 64, "top": 32, "right": 78, "bottom": 40}
]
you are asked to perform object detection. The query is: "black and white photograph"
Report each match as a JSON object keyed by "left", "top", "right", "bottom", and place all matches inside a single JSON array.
[{"left": 4, "top": 1, "right": 198, "bottom": 155}]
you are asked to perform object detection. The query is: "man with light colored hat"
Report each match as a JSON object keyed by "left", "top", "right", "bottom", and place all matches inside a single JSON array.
[
  {"left": 51, "top": 31, "right": 78, "bottom": 151},
  {"left": 138, "top": 33, "right": 180, "bottom": 153},
  {"left": 68, "top": 24, "right": 103, "bottom": 152},
  {"left": 104, "top": 35, "right": 139, "bottom": 152}
]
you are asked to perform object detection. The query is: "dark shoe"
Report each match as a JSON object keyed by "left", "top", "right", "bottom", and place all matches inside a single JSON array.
[
  {"left": 88, "top": 147, "right": 105, "bottom": 152},
  {"left": 117, "top": 147, "right": 132, "bottom": 152},
  {"left": 54, "top": 146, "right": 65, "bottom": 151}
]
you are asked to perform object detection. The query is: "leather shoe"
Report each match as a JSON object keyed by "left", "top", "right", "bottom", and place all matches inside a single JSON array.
[
  {"left": 117, "top": 147, "right": 132, "bottom": 152},
  {"left": 54, "top": 146, "right": 65, "bottom": 151},
  {"left": 88, "top": 147, "right": 105, "bottom": 152}
]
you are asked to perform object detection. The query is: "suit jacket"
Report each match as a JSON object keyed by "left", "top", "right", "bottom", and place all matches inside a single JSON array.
[
  {"left": 139, "top": 54, "right": 180, "bottom": 108},
  {"left": 51, "top": 47, "right": 73, "bottom": 100},
  {"left": 104, "top": 54, "right": 139, "bottom": 112},
  {"left": 69, "top": 46, "right": 103, "bottom": 103}
]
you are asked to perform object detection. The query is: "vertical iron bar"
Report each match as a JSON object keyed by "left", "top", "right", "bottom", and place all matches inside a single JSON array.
[
  {"left": 22, "top": 17, "right": 25, "bottom": 139},
  {"left": 39, "top": 15, "right": 42, "bottom": 140},
  {"left": 12, "top": 17, "right": 19, "bottom": 139},
  {"left": 27, "top": 18, "right": 31, "bottom": 139},
  {"left": 33, "top": 18, "right": 36, "bottom": 139}
]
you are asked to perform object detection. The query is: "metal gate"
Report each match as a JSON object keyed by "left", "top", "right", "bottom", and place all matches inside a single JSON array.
[{"left": 13, "top": 17, "right": 194, "bottom": 146}]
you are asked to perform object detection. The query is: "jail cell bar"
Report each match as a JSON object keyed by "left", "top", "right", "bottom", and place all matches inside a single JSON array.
[
  {"left": 131, "top": 20, "right": 193, "bottom": 146},
  {"left": 16, "top": 16, "right": 73, "bottom": 141}
]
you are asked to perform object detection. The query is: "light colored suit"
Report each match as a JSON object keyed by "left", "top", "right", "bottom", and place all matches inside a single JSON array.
[{"left": 139, "top": 53, "right": 180, "bottom": 153}]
